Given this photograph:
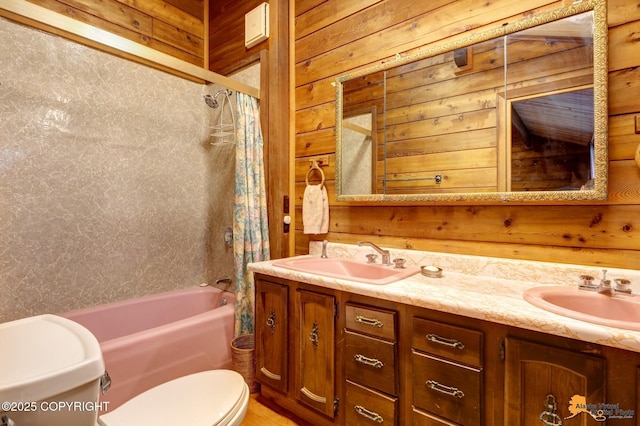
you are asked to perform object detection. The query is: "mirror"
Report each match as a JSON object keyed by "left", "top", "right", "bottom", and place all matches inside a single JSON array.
[{"left": 336, "top": 0, "right": 607, "bottom": 203}]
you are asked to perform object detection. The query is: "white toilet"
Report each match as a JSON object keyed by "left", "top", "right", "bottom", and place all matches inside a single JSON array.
[{"left": 0, "top": 315, "right": 249, "bottom": 426}]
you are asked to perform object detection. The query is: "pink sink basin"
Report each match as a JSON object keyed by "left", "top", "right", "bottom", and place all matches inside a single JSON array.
[
  {"left": 272, "top": 256, "right": 420, "bottom": 285},
  {"left": 523, "top": 286, "right": 640, "bottom": 331}
]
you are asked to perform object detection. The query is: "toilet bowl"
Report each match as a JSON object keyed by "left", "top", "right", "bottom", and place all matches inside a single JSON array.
[
  {"left": 0, "top": 315, "right": 249, "bottom": 426},
  {"left": 97, "top": 370, "right": 249, "bottom": 426}
]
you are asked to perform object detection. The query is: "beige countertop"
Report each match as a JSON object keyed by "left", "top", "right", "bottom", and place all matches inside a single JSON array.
[{"left": 248, "top": 242, "right": 640, "bottom": 353}]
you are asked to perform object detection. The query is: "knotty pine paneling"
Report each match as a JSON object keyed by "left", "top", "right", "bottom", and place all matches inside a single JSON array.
[
  {"left": 295, "top": 0, "right": 381, "bottom": 40},
  {"left": 293, "top": 0, "right": 640, "bottom": 269},
  {"left": 295, "top": 0, "right": 324, "bottom": 18},
  {"left": 609, "top": 67, "right": 640, "bottom": 116},
  {"left": 608, "top": 20, "right": 640, "bottom": 72},
  {"left": 166, "top": 0, "right": 204, "bottom": 21},
  {"left": 295, "top": 0, "right": 561, "bottom": 87},
  {"left": 26, "top": 0, "right": 205, "bottom": 65},
  {"left": 293, "top": 2, "right": 564, "bottom": 110},
  {"left": 295, "top": 204, "right": 640, "bottom": 267},
  {"left": 609, "top": 114, "right": 640, "bottom": 161},
  {"left": 208, "top": 0, "right": 266, "bottom": 75}
]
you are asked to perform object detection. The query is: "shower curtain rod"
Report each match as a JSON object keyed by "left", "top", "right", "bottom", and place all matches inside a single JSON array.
[{"left": 0, "top": 0, "right": 260, "bottom": 100}]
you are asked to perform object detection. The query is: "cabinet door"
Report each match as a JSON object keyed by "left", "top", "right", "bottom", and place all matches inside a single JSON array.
[
  {"left": 255, "top": 279, "right": 288, "bottom": 392},
  {"left": 296, "top": 289, "right": 336, "bottom": 418},
  {"left": 505, "top": 337, "right": 605, "bottom": 425}
]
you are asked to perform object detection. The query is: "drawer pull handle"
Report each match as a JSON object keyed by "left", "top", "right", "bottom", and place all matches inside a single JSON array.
[
  {"left": 426, "top": 380, "right": 465, "bottom": 399},
  {"left": 354, "top": 354, "right": 384, "bottom": 369},
  {"left": 354, "top": 405, "right": 384, "bottom": 423},
  {"left": 426, "top": 333, "right": 465, "bottom": 350},
  {"left": 355, "top": 315, "right": 384, "bottom": 328}
]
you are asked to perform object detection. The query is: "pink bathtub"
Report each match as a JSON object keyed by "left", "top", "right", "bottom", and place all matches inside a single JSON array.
[{"left": 60, "top": 286, "right": 235, "bottom": 412}]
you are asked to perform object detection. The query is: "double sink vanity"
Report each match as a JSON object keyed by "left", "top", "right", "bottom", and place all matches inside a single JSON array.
[
  {"left": 247, "top": 0, "right": 625, "bottom": 422},
  {"left": 248, "top": 241, "right": 640, "bottom": 425}
]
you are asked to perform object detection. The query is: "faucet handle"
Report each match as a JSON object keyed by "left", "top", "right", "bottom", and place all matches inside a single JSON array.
[
  {"left": 393, "top": 258, "right": 406, "bottom": 269},
  {"left": 614, "top": 278, "right": 632, "bottom": 295},
  {"left": 578, "top": 275, "right": 596, "bottom": 290},
  {"left": 366, "top": 254, "right": 378, "bottom": 264}
]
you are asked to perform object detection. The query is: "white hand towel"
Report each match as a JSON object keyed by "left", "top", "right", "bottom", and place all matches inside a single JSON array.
[{"left": 303, "top": 184, "right": 329, "bottom": 234}]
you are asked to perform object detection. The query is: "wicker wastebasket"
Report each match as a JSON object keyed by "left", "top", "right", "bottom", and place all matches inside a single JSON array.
[{"left": 230, "top": 334, "right": 258, "bottom": 393}]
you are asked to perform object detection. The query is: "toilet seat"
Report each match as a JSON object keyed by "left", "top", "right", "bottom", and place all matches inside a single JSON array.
[{"left": 97, "top": 370, "right": 249, "bottom": 426}]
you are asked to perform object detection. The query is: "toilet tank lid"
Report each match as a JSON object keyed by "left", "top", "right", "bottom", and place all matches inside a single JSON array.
[{"left": 0, "top": 314, "right": 105, "bottom": 402}]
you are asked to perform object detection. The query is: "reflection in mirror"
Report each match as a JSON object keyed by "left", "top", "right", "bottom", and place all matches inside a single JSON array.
[
  {"left": 508, "top": 88, "right": 594, "bottom": 191},
  {"left": 504, "top": 11, "right": 594, "bottom": 192},
  {"left": 335, "top": 0, "right": 607, "bottom": 203},
  {"left": 342, "top": 108, "right": 376, "bottom": 195},
  {"left": 383, "top": 37, "right": 503, "bottom": 195}
]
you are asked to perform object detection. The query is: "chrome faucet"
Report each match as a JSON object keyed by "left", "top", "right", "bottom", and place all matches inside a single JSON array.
[
  {"left": 579, "top": 269, "right": 633, "bottom": 296},
  {"left": 597, "top": 269, "right": 612, "bottom": 296},
  {"left": 321, "top": 240, "right": 328, "bottom": 258},
  {"left": 358, "top": 241, "right": 391, "bottom": 265}
]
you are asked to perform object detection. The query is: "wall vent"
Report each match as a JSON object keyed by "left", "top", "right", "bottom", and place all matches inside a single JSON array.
[{"left": 245, "top": 3, "right": 269, "bottom": 49}]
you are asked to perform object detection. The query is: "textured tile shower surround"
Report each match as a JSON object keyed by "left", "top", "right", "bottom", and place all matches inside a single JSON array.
[{"left": 0, "top": 17, "right": 241, "bottom": 322}]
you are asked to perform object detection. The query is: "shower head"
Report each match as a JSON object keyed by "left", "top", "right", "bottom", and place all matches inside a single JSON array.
[
  {"left": 203, "top": 89, "right": 233, "bottom": 109},
  {"left": 203, "top": 94, "right": 218, "bottom": 109}
]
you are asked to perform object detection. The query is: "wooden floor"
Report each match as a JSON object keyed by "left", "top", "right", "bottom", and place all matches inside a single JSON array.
[{"left": 242, "top": 393, "right": 305, "bottom": 425}]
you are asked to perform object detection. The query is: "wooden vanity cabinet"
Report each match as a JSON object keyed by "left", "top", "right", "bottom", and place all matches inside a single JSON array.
[
  {"left": 254, "top": 274, "right": 341, "bottom": 426},
  {"left": 254, "top": 273, "right": 640, "bottom": 426}
]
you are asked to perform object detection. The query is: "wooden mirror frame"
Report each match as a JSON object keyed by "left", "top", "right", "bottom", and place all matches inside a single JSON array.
[{"left": 335, "top": 0, "right": 607, "bottom": 203}]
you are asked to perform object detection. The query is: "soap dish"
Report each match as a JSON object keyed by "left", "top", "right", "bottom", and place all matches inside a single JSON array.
[{"left": 421, "top": 265, "right": 443, "bottom": 278}]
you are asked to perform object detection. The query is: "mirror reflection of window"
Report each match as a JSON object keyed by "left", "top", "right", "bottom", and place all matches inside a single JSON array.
[{"left": 342, "top": 111, "right": 375, "bottom": 195}]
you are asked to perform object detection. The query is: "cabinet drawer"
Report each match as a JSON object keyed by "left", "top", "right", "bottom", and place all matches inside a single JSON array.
[
  {"left": 346, "top": 303, "right": 396, "bottom": 340},
  {"left": 345, "top": 380, "right": 397, "bottom": 426},
  {"left": 412, "top": 350, "right": 482, "bottom": 426},
  {"left": 345, "top": 330, "right": 397, "bottom": 395},
  {"left": 412, "top": 317, "right": 482, "bottom": 367}
]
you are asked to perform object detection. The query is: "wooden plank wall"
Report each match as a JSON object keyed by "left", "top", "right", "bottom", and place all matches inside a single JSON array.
[
  {"left": 25, "top": 0, "right": 205, "bottom": 65},
  {"left": 294, "top": 0, "right": 640, "bottom": 269},
  {"left": 208, "top": 0, "right": 267, "bottom": 75}
]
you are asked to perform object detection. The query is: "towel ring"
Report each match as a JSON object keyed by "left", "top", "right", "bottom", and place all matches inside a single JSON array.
[{"left": 306, "top": 160, "right": 325, "bottom": 187}]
